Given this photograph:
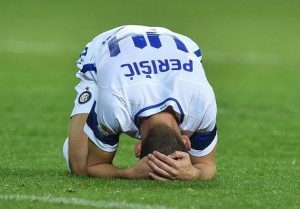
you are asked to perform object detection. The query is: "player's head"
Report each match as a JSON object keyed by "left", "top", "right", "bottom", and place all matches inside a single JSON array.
[{"left": 136, "top": 123, "right": 190, "bottom": 159}]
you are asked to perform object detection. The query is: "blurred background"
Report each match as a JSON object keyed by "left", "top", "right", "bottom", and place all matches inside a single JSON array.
[{"left": 0, "top": 0, "right": 299, "bottom": 197}]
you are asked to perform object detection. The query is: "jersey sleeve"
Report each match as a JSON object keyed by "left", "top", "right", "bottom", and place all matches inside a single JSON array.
[
  {"left": 70, "top": 76, "right": 98, "bottom": 117},
  {"left": 83, "top": 89, "right": 133, "bottom": 153},
  {"left": 83, "top": 101, "right": 120, "bottom": 153},
  {"left": 188, "top": 86, "right": 218, "bottom": 157},
  {"left": 189, "top": 126, "right": 218, "bottom": 157}
]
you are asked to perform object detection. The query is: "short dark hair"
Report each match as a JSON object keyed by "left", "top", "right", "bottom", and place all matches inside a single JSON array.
[{"left": 140, "top": 123, "right": 187, "bottom": 159}]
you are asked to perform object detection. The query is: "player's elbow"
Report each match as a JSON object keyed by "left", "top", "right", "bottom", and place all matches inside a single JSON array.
[
  {"left": 195, "top": 163, "right": 216, "bottom": 180},
  {"left": 70, "top": 162, "right": 88, "bottom": 176},
  {"left": 201, "top": 164, "right": 216, "bottom": 180}
]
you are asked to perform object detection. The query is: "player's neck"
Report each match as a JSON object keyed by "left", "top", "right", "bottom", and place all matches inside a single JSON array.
[{"left": 139, "top": 110, "right": 180, "bottom": 139}]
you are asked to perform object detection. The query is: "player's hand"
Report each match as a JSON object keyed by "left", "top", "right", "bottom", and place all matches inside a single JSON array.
[
  {"left": 129, "top": 156, "right": 153, "bottom": 179},
  {"left": 147, "top": 151, "right": 199, "bottom": 180}
]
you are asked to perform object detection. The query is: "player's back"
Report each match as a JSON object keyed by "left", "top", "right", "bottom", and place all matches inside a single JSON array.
[
  {"left": 96, "top": 25, "right": 207, "bottom": 86},
  {"left": 92, "top": 25, "right": 216, "bottom": 135},
  {"left": 96, "top": 25, "right": 211, "bottom": 110}
]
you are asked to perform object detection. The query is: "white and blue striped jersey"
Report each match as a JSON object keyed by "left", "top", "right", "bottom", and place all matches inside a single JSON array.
[{"left": 71, "top": 25, "right": 217, "bottom": 157}]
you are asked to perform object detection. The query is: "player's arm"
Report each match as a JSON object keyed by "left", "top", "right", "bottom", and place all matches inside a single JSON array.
[
  {"left": 82, "top": 87, "right": 153, "bottom": 179},
  {"left": 189, "top": 145, "right": 217, "bottom": 180},
  {"left": 86, "top": 139, "right": 152, "bottom": 179},
  {"left": 68, "top": 113, "right": 90, "bottom": 175},
  {"left": 186, "top": 127, "right": 218, "bottom": 180},
  {"left": 69, "top": 115, "right": 152, "bottom": 179}
]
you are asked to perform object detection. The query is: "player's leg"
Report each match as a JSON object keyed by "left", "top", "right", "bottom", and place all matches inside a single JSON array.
[{"left": 63, "top": 137, "right": 71, "bottom": 172}]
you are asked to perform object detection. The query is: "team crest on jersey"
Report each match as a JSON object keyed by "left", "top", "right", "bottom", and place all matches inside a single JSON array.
[
  {"left": 78, "top": 91, "right": 91, "bottom": 104},
  {"left": 98, "top": 123, "right": 114, "bottom": 137}
]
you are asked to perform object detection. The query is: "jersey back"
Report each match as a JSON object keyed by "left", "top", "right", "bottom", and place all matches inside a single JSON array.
[{"left": 93, "top": 25, "right": 215, "bottom": 138}]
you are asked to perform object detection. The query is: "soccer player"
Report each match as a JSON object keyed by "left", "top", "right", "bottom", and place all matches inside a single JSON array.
[{"left": 63, "top": 25, "right": 218, "bottom": 180}]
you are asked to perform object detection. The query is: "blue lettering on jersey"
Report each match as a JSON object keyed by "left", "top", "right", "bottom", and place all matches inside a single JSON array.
[
  {"left": 108, "top": 31, "right": 188, "bottom": 57},
  {"left": 121, "top": 59, "right": 193, "bottom": 78}
]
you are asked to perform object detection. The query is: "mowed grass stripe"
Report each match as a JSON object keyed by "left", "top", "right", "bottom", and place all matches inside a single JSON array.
[
  {"left": 0, "top": 39, "right": 77, "bottom": 55},
  {"left": 1, "top": 39, "right": 298, "bottom": 67}
]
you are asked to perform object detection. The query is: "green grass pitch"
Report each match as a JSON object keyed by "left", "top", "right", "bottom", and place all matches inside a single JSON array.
[{"left": 0, "top": 0, "right": 300, "bottom": 208}]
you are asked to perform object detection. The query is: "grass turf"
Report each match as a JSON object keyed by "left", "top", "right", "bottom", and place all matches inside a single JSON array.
[{"left": 0, "top": 0, "right": 300, "bottom": 208}]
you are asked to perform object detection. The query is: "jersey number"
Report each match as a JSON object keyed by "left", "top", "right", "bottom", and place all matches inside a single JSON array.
[{"left": 107, "top": 31, "right": 188, "bottom": 57}]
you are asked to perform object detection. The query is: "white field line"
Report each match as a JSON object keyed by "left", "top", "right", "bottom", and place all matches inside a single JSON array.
[{"left": 0, "top": 194, "right": 177, "bottom": 209}]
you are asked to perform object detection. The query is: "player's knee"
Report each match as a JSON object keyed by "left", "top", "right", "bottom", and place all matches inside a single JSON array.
[{"left": 63, "top": 138, "right": 72, "bottom": 173}]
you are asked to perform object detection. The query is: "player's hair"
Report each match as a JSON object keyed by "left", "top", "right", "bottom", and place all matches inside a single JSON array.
[{"left": 140, "top": 123, "right": 187, "bottom": 159}]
